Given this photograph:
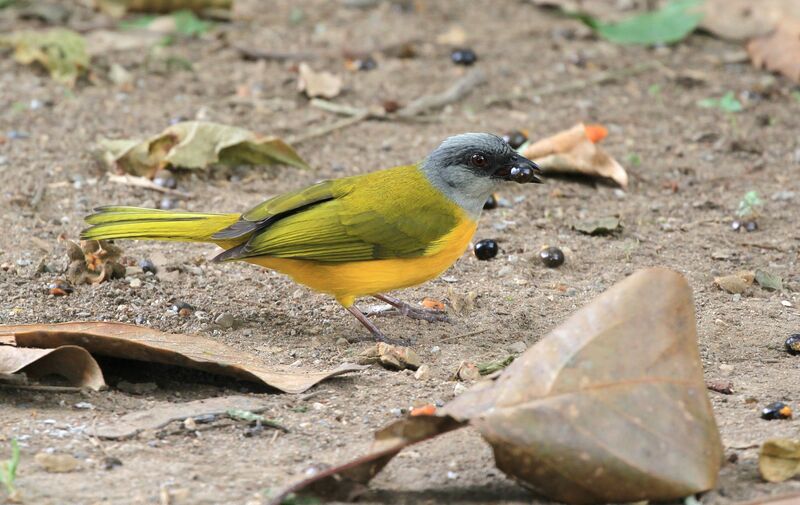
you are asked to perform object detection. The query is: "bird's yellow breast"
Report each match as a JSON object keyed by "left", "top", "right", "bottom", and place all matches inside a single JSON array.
[{"left": 248, "top": 216, "right": 477, "bottom": 307}]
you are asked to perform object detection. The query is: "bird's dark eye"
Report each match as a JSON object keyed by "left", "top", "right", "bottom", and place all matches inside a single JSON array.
[{"left": 470, "top": 153, "right": 488, "bottom": 168}]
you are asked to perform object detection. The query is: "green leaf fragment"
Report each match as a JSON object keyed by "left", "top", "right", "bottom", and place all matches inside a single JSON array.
[
  {"left": 755, "top": 270, "right": 782, "bottom": 292},
  {"left": 478, "top": 356, "right": 515, "bottom": 375},
  {"left": 736, "top": 190, "right": 762, "bottom": 217},
  {"left": 0, "top": 29, "right": 89, "bottom": 86},
  {"left": 580, "top": 0, "right": 703, "bottom": 45},
  {"left": 698, "top": 91, "right": 742, "bottom": 112}
]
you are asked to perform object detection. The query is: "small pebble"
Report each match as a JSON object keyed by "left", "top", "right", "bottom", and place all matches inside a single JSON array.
[
  {"left": 153, "top": 170, "right": 177, "bottom": 190},
  {"left": 761, "top": 401, "right": 793, "bottom": 420},
  {"left": 414, "top": 364, "right": 432, "bottom": 381},
  {"left": 502, "top": 131, "right": 528, "bottom": 149},
  {"left": 159, "top": 197, "right": 176, "bottom": 210},
  {"left": 139, "top": 259, "right": 157, "bottom": 274},
  {"left": 102, "top": 457, "right": 122, "bottom": 470},
  {"left": 450, "top": 48, "right": 477, "bottom": 66},
  {"left": 539, "top": 247, "right": 565, "bottom": 268},
  {"left": 357, "top": 56, "right": 377, "bottom": 71},
  {"left": 129, "top": 278, "right": 142, "bottom": 288},
  {"left": 73, "top": 402, "right": 94, "bottom": 410},
  {"left": 215, "top": 312, "right": 236, "bottom": 329},
  {"left": 453, "top": 383, "right": 468, "bottom": 396},
  {"left": 786, "top": 334, "right": 800, "bottom": 355},
  {"left": 474, "top": 239, "right": 498, "bottom": 260},
  {"left": 507, "top": 341, "right": 527, "bottom": 354}
]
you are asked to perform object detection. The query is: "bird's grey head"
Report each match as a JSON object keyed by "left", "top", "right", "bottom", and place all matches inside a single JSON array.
[{"left": 421, "top": 133, "right": 541, "bottom": 218}]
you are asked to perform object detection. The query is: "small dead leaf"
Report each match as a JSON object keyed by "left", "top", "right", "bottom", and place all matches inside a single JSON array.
[
  {"left": 62, "top": 239, "right": 125, "bottom": 286},
  {"left": 522, "top": 123, "right": 628, "bottom": 188},
  {"left": 34, "top": 452, "right": 80, "bottom": 473},
  {"left": 91, "top": 395, "right": 268, "bottom": 439},
  {"left": 358, "top": 343, "right": 420, "bottom": 371},
  {"left": 759, "top": 439, "right": 800, "bottom": 482},
  {"left": 97, "top": 121, "right": 309, "bottom": 177},
  {"left": 436, "top": 25, "right": 467, "bottom": 45},
  {"left": 297, "top": 62, "right": 342, "bottom": 99},
  {"left": 573, "top": 216, "right": 622, "bottom": 235},
  {"left": 454, "top": 361, "right": 480, "bottom": 382},
  {"left": 755, "top": 269, "right": 783, "bottom": 291},
  {"left": 748, "top": 19, "right": 800, "bottom": 83},
  {"left": 0, "top": 322, "right": 365, "bottom": 394},
  {"left": 714, "top": 270, "right": 755, "bottom": 294},
  {"left": 700, "top": 0, "right": 800, "bottom": 40},
  {"left": 268, "top": 268, "right": 723, "bottom": 505},
  {"left": 446, "top": 288, "right": 477, "bottom": 315},
  {"left": 0, "top": 29, "right": 89, "bottom": 86},
  {"left": 0, "top": 345, "right": 105, "bottom": 390}
]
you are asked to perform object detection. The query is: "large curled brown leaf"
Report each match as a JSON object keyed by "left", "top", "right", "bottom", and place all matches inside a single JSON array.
[
  {"left": 0, "top": 322, "right": 365, "bottom": 394},
  {"left": 0, "top": 345, "right": 105, "bottom": 390},
  {"left": 747, "top": 19, "right": 800, "bottom": 83},
  {"left": 445, "top": 267, "right": 722, "bottom": 503},
  {"left": 268, "top": 268, "right": 722, "bottom": 505}
]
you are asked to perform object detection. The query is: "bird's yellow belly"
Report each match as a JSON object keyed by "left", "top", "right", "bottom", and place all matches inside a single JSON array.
[{"left": 246, "top": 219, "right": 477, "bottom": 307}]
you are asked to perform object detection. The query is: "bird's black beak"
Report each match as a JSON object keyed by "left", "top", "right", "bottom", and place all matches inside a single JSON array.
[{"left": 497, "top": 154, "right": 542, "bottom": 184}]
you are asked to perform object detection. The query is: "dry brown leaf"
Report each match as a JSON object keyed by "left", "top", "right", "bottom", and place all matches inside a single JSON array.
[
  {"left": 0, "top": 322, "right": 365, "bottom": 394},
  {"left": 748, "top": 19, "right": 800, "bottom": 83},
  {"left": 97, "top": 121, "right": 310, "bottom": 178},
  {"left": 0, "top": 345, "right": 105, "bottom": 390},
  {"left": 90, "top": 395, "right": 270, "bottom": 439},
  {"left": 700, "top": 0, "right": 800, "bottom": 40},
  {"left": 267, "top": 268, "right": 723, "bottom": 504},
  {"left": 522, "top": 123, "right": 628, "bottom": 188},
  {"left": 297, "top": 63, "right": 342, "bottom": 99},
  {"left": 759, "top": 439, "right": 800, "bottom": 483},
  {"left": 63, "top": 239, "right": 126, "bottom": 286},
  {"left": 714, "top": 270, "right": 755, "bottom": 294}
]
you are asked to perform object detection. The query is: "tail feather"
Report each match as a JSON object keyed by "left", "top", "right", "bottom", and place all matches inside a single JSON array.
[{"left": 82, "top": 206, "right": 240, "bottom": 243}]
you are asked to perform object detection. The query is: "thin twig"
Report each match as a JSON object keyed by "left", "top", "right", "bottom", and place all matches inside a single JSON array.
[
  {"left": 0, "top": 383, "right": 83, "bottom": 393},
  {"left": 736, "top": 242, "right": 785, "bottom": 252},
  {"left": 485, "top": 62, "right": 660, "bottom": 106},
  {"left": 398, "top": 68, "right": 487, "bottom": 117},
  {"left": 287, "top": 111, "right": 371, "bottom": 145},
  {"left": 107, "top": 174, "right": 193, "bottom": 198},
  {"left": 310, "top": 99, "right": 376, "bottom": 118},
  {"left": 440, "top": 328, "right": 489, "bottom": 343},
  {"left": 236, "top": 46, "right": 318, "bottom": 62}
]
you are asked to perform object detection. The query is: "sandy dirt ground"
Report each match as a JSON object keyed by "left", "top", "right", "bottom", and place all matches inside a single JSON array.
[{"left": 1, "top": 0, "right": 799, "bottom": 504}]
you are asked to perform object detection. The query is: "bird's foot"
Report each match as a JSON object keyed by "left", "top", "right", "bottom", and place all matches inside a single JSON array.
[
  {"left": 345, "top": 305, "right": 411, "bottom": 346},
  {"left": 373, "top": 294, "right": 450, "bottom": 323}
]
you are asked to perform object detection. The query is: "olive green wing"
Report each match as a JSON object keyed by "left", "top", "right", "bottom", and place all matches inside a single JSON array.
[
  {"left": 211, "top": 179, "right": 340, "bottom": 240},
  {"left": 216, "top": 166, "right": 461, "bottom": 263}
]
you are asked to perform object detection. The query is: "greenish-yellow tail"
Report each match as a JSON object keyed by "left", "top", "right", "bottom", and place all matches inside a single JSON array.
[{"left": 81, "top": 206, "right": 240, "bottom": 243}]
